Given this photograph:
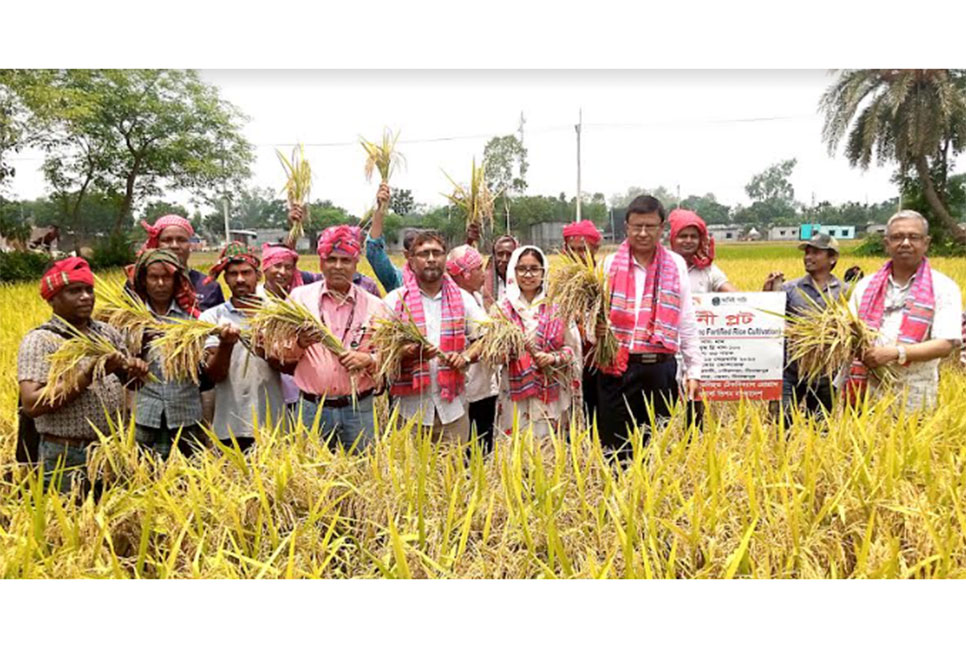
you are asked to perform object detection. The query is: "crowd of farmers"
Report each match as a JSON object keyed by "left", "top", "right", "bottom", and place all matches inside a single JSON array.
[{"left": 17, "top": 183, "right": 965, "bottom": 494}]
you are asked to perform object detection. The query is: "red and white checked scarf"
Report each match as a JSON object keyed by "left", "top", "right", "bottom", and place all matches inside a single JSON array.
[
  {"left": 846, "top": 258, "right": 936, "bottom": 400},
  {"left": 601, "top": 240, "right": 682, "bottom": 375},
  {"left": 390, "top": 264, "right": 466, "bottom": 401}
]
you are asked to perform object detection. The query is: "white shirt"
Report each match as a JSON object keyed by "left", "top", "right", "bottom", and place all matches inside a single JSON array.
[
  {"left": 201, "top": 301, "right": 285, "bottom": 440},
  {"left": 847, "top": 266, "right": 963, "bottom": 410},
  {"left": 465, "top": 291, "right": 499, "bottom": 403},
  {"left": 688, "top": 263, "right": 730, "bottom": 294},
  {"left": 384, "top": 285, "right": 489, "bottom": 425},
  {"left": 603, "top": 249, "right": 703, "bottom": 380}
]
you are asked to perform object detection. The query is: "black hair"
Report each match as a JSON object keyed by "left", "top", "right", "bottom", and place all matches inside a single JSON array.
[
  {"left": 516, "top": 247, "right": 545, "bottom": 268},
  {"left": 625, "top": 195, "right": 667, "bottom": 223},
  {"left": 403, "top": 230, "right": 418, "bottom": 251},
  {"left": 410, "top": 230, "right": 447, "bottom": 252}
]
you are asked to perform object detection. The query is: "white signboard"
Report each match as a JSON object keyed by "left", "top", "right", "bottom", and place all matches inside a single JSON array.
[{"left": 692, "top": 292, "right": 786, "bottom": 401}]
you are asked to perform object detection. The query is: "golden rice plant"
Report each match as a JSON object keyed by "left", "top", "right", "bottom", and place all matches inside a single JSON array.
[
  {"left": 93, "top": 277, "right": 156, "bottom": 354},
  {"left": 37, "top": 316, "right": 125, "bottom": 406},
  {"left": 277, "top": 143, "right": 312, "bottom": 244},
  {"left": 360, "top": 128, "right": 404, "bottom": 184},
  {"left": 148, "top": 318, "right": 224, "bottom": 385},
  {"left": 371, "top": 305, "right": 436, "bottom": 384},
  {"left": 442, "top": 158, "right": 495, "bottom": 229},
  {"left": 246, "top": 292, "right": 346, "bottom": 359},
  {"left": 783, "top": 292, "right": 896, "bottom": 386},
  {"left": 468, "top": 307, "right": 528, "bottom": 367},
  {"left": 545, "top": 251, "right": 619, "bottom": 368}
]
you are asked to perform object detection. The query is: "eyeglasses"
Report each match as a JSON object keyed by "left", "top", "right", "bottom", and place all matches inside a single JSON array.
[
  {"left": 413, "top": 249, "right": 445, "bottom": 259},
  {"left": 627, "top": 224, "right": 662, "bottom": 235},
  {"left": 516, "top": 266, "right": 544, "bottom": 277},
  {"left": 887, "top": 233, "right": 926, "bottom": 243}
]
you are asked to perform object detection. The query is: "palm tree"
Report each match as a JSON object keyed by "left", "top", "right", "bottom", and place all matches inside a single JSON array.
[{"left": 820, "top": 69, "right": 966, "bottom": 244}]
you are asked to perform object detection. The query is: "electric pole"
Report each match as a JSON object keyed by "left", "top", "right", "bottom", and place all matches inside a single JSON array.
[{"left": 575, "top": 108, "right": 582, "bottom": 222}]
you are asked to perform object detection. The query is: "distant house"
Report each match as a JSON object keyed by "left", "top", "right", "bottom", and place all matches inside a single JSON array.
[
  {"left": 866, "top": 223, "right": 887, "bottom": 236},
  {"left": 768, "top": 226, "right": 799, "bottom": 241},
  {"left": 820, "top": 225, "right": 855, "bottom": 240},
  {"left": 744, "top": 227, "right": 762, "bottom": 241},
  {"left": 801, "top": 223, "right": 856, "bottom": 240},
  {"left": 707, "top": 224, "right": 742, "bottom": 242}
]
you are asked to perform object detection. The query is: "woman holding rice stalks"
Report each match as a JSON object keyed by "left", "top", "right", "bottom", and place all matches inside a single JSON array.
[
  {"left": 17, "top": 257, "right": 149, "bottom": 493},
  {"left": 492, "top": 245, "right": 581, "bottom": 441},
  {"left": 271, "top": 226, "right": 390, "bottom": 452},
  {"left": 128, "top": 249, "right": 208, "bottom": 460}
]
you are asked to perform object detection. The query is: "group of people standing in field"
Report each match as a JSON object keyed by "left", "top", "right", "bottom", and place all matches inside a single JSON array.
[{"left": 16, "top": 182, "right": 965, "bottom": 494}]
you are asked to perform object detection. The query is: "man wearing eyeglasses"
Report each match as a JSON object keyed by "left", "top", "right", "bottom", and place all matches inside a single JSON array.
[
  {"left": 843, "top": 210, "right": 962, "bottom": 411},
  {"left": 591, "top": 195, "right": 703, "bottom": 459},
  {"left": 384, "top": 232, "right": 487, "bottom": 443}
]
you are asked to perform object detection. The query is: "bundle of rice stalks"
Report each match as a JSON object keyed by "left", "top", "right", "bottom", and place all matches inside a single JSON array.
[
  {"left": 442, "top": 158, "right": 495, "bottom": 229},
  {"left": 545, "top": 252, "right": 619, "bottom": 368},
  {"left": 276, "top": 143, "right": 312, "bottom": 244},
  {"left": 468, "top": 307, "right": 528, "bottom": 367},
  {"left": 93, "top": 277, "right": 156, "bottom": 354},
  {"left": 360, "top": 128, "right": 404, "bottom": 184},
  {"left": 246, "top": 292, "right": 346, "bottom": 359},
  {"left": 148, "top": 318, "right": 224, "bottom": 385},
  {"left": 37, "top": 316, "right": 125, "bottom": 406},
  {"left": 371, "top": 306, "right": 435, "bottom": 384},
  {"left": 782, "top": 292, "right": 896, "bottom": 386}
]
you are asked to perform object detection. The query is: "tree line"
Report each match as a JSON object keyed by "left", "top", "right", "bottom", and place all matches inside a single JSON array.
[{"left": 2, "top": 69, "right": 964, "bottom": 252}]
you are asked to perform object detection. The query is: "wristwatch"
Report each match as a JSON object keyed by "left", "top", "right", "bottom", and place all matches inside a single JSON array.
[{"left": 895, "top": 345, "right": 907, "bottom": 366}]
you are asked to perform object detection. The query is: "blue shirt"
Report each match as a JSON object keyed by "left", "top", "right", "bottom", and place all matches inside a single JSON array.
[
  {"left": 189, "top": 268, "right": 225, "bottom": 312},
  {"left": 365, "top": 234, "right": 403, "bottom": 293}
]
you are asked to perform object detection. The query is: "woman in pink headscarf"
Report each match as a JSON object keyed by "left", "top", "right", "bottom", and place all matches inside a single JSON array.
[{"left": 668, "top": 209, "right": 737, "bottom": 294}]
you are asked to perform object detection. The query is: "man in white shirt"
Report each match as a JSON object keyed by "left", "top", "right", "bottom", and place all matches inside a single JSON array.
[
  {"left": 593, "top": 195, "right": 703, "bottom": 458},
  {"left": 200, "top": 244, "right": 285, "bottom": 452},
  {"left": 845, "top": 210, "right": 962, "bottom": 411},
  {"left": 446, "top": 244, "right": 499, "bottom": 452},
  {"left": 384, "top": 232, "right": 487, "bottom": 443}
]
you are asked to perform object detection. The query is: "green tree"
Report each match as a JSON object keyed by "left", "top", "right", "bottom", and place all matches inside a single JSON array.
[
  {"left": 10, "top": 69, "right": 254, "bottom": 235},
  {"left": 821, "top": 69, "right": 966, "bottom": 245},
  {"left": 232, "top": 187, "right": 287, "bottom": 230},
  {"left": 0, "top": 73, "right": 31, "bottom": 193},
  {"left": 609, "top": 185, "right": 678, "bottom": 211},
  {"left": 143, "top": 200, "right": 189, "bottom": 223},
  {"left": 679, "top": 193, "right": 732, "bottom": 224},
  {"left": 483, "top": 134, "right": 529, "bottom": 225},
  {"left": 745, "top": 158, "right": 797, "bottom": 203}
]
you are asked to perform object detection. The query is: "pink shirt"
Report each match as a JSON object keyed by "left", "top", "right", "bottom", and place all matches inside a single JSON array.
[{"left": 287, "top": 281, "right": 388, "bottom": 398}]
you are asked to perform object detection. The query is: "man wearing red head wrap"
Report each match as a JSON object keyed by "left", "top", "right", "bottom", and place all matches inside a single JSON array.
[
  {"left": 280, "top": 225, "right": 390, "bottom": 451},
  {"left": 446, "top": 244, "right": 498, "bottom": 453},
  {"left": 563, "top": 220, "right": 602, "bottom": 262},
  {"left": 140, "top": 214, "right": 225, "bottom": 311},
  {"left": 18, "top": 257, "right": 148, "bottom": 492},
  {"left": 668, "top": 209, "right": 737, "bottom": 294}
]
